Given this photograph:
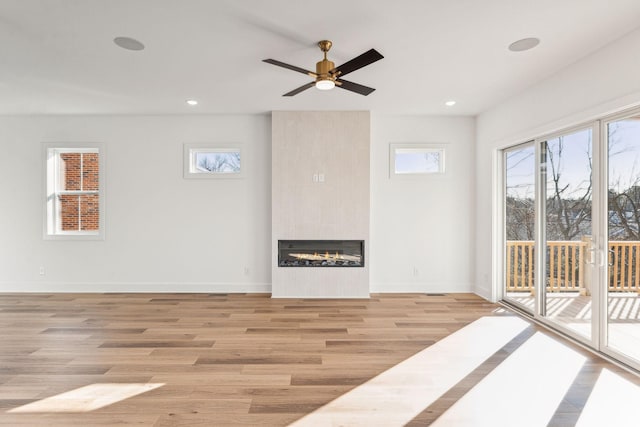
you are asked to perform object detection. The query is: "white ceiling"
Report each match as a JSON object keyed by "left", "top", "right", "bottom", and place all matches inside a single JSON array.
[{"left": 1, "top": 0, "right": 640, "bottom": 116}]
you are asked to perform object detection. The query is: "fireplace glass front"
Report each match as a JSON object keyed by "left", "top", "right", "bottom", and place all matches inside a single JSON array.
[{"left": 278, "top": 240, "right": 364, "bottom": 267}]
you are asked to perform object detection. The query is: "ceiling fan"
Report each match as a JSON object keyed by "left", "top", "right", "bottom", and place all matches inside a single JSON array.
[{"left": 263, "top": 40, "right": 383, "bottom": 96}]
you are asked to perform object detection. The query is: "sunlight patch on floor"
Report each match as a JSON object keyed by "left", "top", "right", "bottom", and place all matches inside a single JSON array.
[
  {"left": 8, "top": 383, "right": 164, "bottom": 413},
  {"left": 576, "top": 368, "right": 640, "bottom": 427},
  {"left": 609, "top": 324, "right": 640, "bottom": 361},
  {"left": 289, "top": 316, "right": 530, "bottom": 427},
  {"left": 431, "top": 332, "right": 586, "bottom": 427}
]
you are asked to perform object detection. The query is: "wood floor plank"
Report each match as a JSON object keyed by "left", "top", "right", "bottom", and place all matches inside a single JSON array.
[
  {"left": 195, "top": 355, "right": 322, "bottom": 365},
  {"left": 98, "top": 340, "right": 215, "bottom": 348}
]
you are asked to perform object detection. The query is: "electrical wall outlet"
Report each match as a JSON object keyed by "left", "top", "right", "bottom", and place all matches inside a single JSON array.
[{"left": 39, "top": 266, "right": 45, "bottom": 276}]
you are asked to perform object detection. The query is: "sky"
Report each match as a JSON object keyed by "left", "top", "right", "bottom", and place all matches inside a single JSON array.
[{"left": 506, "top": 117, "right": 640, "bottom": 199}]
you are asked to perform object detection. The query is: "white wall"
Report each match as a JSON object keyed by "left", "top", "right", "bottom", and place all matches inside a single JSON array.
[
  {"left": 476, "top": 28, "right": 640, "bottom": 300},
  {"left": 370, "top": 114, "right": 476, "bottom": 293},
  {"left": 0, "top": 112, "right": 477, "bottom": 295},
  {"left": 0, "top": 115, "right": 272, "bottom": 292}
]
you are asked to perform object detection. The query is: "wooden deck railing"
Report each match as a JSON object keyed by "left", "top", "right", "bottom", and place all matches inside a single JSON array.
[
  {"left": 506, "top": 239, "right": 640, "bottom": 293},
  {"left": 608, "top": 242, "right": 640, "bottom": 292},
  {"left": 506, "top": 241, "right": 536, "bottom": 293}
]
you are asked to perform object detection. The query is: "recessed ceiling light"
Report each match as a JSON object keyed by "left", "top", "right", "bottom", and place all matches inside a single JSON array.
[
  {"left": 186, "top": 99, "right": 198, "bottom": 106},
  {"left": 445, "top": 100, "right": 456, "bottom": 107},
  {"left": 113, "top": 36, "right": 145, "bottom": 51},
  {"left": 508, "top": 37, "right": 540, "bottom": 52}
]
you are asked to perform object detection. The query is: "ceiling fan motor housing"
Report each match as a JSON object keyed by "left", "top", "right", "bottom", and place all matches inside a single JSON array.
[{"left": 316, "top": 59, "right": 336, "bottom": 83}]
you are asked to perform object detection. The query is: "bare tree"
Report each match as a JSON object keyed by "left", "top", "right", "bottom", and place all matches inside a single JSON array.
[
  {"left": 505, "top": 148, "right": 535, "bottom": 240},
  {"left": 608, "top": 185, "right": 640, "bottom": 240},
  {"left": 505, "top": 123, "right": 640, "bottom": 242},
  {"left": 607, "top": 121, "right": 640, "bottom": 240},
  {"left": 506, "top": 196, "right": 535, "bottom": 240},
  {"left": 544, "top": 136, "right": 593, "bottom": 241},
  {"left": 198, "top": 152, "right": 240, "bottom": 172}
]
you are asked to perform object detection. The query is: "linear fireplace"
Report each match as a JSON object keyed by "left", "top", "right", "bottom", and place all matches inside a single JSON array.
[{"left": 278, "top": 240, "right": 364, "bottom": 267}]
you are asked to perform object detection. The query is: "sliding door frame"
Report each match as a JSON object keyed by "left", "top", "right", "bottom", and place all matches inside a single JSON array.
[
  {"left": 533, "top": 121, "right": 602, "bottom": 350},
  {"left": 501, "top": 141, "right": 536, "bottom": 314},
  {"left": 598, "top": 107, "right": 640, "bottom": 372},
  {"left": 500, "top": 121, "right": 603, "bottom": 350}
]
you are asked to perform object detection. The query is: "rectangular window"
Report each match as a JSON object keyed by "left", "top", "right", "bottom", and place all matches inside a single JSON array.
[
  {"left": 390, "top": 143, "right": 446, "bottom": 177},
  {"left": 183, "top": 144, "right": 243, "bottom": 179},
  {"left": 44, "top": 144, "right": 105, "bottom": 240}
]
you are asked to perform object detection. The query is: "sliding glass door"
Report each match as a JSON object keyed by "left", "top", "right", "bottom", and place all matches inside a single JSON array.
[
  {"left": 604, "top": 112, "right": 640, "bottom": 366},
  {"left": 502, "top": 108, "right": 640, "bottom": 370},
  {"left": 540, "top": 127, "right": 595, "bottom": 341}
]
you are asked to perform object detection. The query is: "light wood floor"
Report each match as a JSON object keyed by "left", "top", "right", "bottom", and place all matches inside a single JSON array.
[{"left": 0, "top": 293, "right": 638, "bottom": 426}]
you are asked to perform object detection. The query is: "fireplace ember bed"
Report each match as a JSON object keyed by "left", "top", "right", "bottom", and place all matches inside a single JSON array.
[{"left": 278, "top": 240, "right": 364, "bottom": 267}]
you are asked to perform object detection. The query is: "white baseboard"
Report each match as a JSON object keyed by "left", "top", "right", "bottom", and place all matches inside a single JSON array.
[
  {"left": 270, "top": 293, "right": 370, "bottom": 299},
  {"left": 0, "top": 282, "right": 272, "bottom": 293},
  {"left": 369, "top": 281, "right": 474, "bottom": 293},
  {"left": 0, "top": 281, "right": 481, "bottom": 297}
]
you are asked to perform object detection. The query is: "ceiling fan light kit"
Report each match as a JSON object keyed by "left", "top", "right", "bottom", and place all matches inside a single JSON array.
[
  {"left": 315, "top": 79, "right": 335, "bottom": 90},
  {"left": 263, "top": 40, "right": 383, "bottom": 96}
]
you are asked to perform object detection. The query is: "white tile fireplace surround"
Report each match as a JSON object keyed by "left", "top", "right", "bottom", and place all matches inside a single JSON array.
[{"left": 271, "top": 111, "right": 370, "bottom": 298}]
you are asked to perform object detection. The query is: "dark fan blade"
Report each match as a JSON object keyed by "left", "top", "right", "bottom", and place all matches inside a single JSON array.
[
  {"left": 331, "top": 49, "right": 383, "bottom": 77},
  {"left": 336, "top": 79, "right": 375, "bottom": 96},
  {"left": 263, "top": 59, "right": 317, "bottom": 77},
  {"left": 283, "top": 81, "right": 316, "bottom": 96}
]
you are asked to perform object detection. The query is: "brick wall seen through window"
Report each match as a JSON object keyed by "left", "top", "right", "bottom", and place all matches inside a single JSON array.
[{"left": 58, "top": 153, "right": 99, "bottom": 231}]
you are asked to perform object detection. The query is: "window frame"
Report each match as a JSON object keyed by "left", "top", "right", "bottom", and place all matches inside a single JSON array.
[{"left": 43, "top": 143, "right": 106, "bottom": 241}]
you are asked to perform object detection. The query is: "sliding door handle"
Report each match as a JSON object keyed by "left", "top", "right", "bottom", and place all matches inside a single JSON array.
[{"left": 608, "top": 248, "right": 615, "bottom": 267}]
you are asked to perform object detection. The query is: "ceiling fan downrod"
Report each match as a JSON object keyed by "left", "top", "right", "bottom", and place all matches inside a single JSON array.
[{"left": 316, "top": 40, "right": 336, "bottom": 83}]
